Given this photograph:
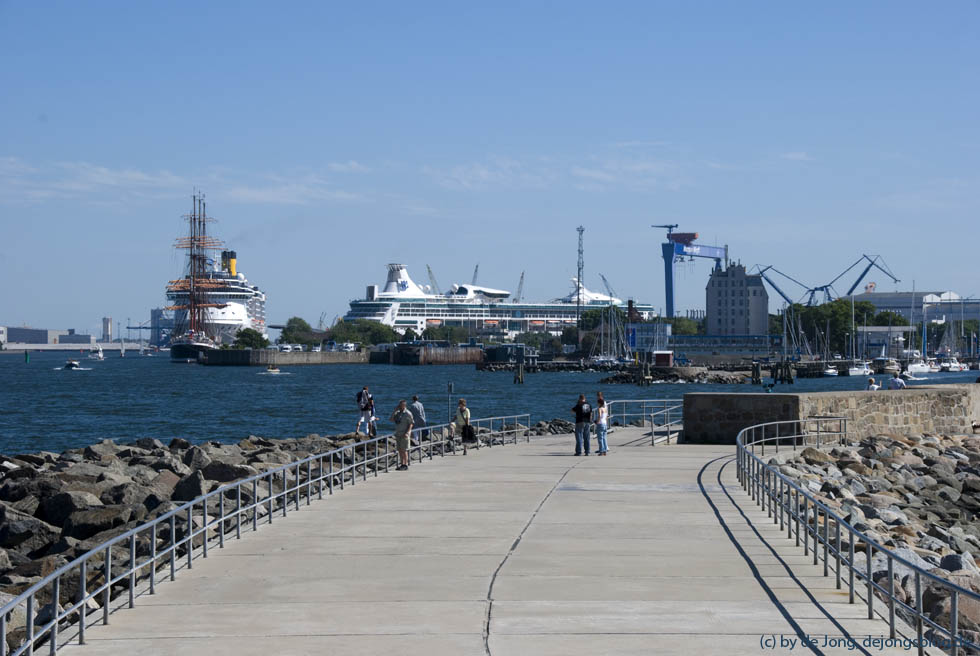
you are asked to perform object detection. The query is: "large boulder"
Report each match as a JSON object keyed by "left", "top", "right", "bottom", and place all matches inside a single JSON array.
[
  {"left": 83, "top": 439, "right": 123, "bottom": 459},
  {"left": 172, "top": 471, "right": 209, "bottom": 502},
  {"left": 37, "top": 490, "right": 103, "bottom": 527},
  {"left": 0, "top": 504, "right": 59, "bottom": 555},
  {"left": 201, "top": 462, "right": 258, "bottom": 483},
  {"left": 182, "top": 446, "right": 212, "bottom": 471},
  {"left": 800, "top": 447, "right": 834, "bottom": 465},
  {"left": 61, "top": 505, "right": 133, "bottom": 541}
]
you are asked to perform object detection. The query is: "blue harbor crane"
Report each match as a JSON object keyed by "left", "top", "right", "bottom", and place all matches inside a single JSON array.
[
  {"left": 652, "top": 225, "right": 727, "bottom": 318},
  {"left": 753, "top": 255, "right": 900, "bottom": 306}
]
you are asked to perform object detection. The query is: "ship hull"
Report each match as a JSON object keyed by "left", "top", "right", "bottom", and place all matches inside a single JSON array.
[{"left": 169, "top": 342, "right": 216, "bottom": 362}]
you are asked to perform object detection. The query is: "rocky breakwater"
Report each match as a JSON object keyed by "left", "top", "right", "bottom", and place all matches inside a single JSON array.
[
  {"left": 767, "top": 432, "right": 980, "bottom": 645},
  {"left": 0, "top": 432, "right": 380, "bottom": 651},
  {"left": 600, "top": 368, "right": 747, "bottom": 384}
]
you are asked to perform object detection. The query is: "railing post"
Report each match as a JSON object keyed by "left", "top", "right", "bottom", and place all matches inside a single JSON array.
[
  {"left": 236, "top": 485, "right": 242, "bottom": 539},
  {"left": 867, "top": 542, "right": 874, "bottom": 619},
  {"left": 78, "top": 559, "right": 87, "bottom": 645},
  {"left": 187, "top": 506, "right": 194, "bottom": 568},
  {"left": 794, "top": 491, "right": 800, "bottom": 547},
  {"left": 835, "top": 521, "right": 842, "bottom": 590},
  {"left": 252, "top": 479, "right": 258, "bottom": 531},
  {"left": 26, "top": 594, "right": 33, "bottom": 656},
  {"left": 219, "top": 494, "right": 225, "bottom": 548},
  {"left": 951, "top": 590, "right": 959, "bottom": 656},
  {"left": 103, "top": 547, "right": 111, "bottom": 625},
  {"left": 887, "top": 556, "right": 896, "bottom": 639},
  {"left": 848, "top": 528, "right": 855, "bottom": 604},
  {"left": 202, "top": 500, "right": 209, "bottom": 558},
  {"left": 49, "top": 576, "right": 59, "bottom": 655},
  {"left": 318, "top": 455, "right": 324, "bottom": 499},
  {"left": 129, "top": 533, "right": 136, "bottom": 607},
  {"left": 915, "top": 571, "right": 924, "bottom": 656},
  {"left": 329, "top": 452, "right": 335, "bottom": 493},
  {"left": 150, "top": 525, "right": 157, "bottom": 594},
  {"left": 803, "top": 497, "right": 809, "bottom": 556},
  {"left": 170, "top": 515, "right": 176, "bottom": 581}
]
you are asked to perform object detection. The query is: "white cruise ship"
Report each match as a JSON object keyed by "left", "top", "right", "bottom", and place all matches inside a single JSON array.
[
  {"left": 167, "top": 249, "right": 268, "bottom": 345},
  {"left": 344, "top": 264, "right": 656, "bottom": 335}
]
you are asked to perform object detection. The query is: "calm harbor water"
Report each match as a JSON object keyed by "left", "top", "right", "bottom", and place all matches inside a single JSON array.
[{"left": 2, "top": 351, "right": 977, "bottom": 454}]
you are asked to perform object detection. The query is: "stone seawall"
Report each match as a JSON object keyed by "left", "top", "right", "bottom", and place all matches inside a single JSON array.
[{"left": 683, "top": 385, "right": 980, "bottom": 444}]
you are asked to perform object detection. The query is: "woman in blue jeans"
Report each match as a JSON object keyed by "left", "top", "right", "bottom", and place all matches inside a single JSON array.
[{"left": 594, "top": 393, "right": 609, "bottom": 455}]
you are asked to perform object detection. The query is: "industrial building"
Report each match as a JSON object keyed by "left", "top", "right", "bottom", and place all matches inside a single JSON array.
[
  {"left": 705, "top": 264, "right": 769, "bottom": 336},
  {"left": 101, "top": 317, "right": 113, "bottom": 342},
  {"left": 850, "top": 290, "right": 980, "bottom": 325},
  {"left": 3, "top": 327, "right": 95, "bottom": 345}
]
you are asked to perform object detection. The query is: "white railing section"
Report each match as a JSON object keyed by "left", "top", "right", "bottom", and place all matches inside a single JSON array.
[
  {"left": 606, "top": 399, "right": 683, "bottom": 445},
  {"left": 738, "top": 417, "right": 979, "bottom": 656},
  {"left": 0, "top": 413, "right": 530, "bottom": 656}
]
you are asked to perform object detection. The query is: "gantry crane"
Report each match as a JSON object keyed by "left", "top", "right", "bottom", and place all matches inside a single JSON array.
[{"left": 652, "top": 225, "right": 727, "bottom": 318}]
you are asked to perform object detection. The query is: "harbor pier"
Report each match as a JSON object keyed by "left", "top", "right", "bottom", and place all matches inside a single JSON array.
[{"left": 0, "top": 397, "right": 946, "bottom": 655}]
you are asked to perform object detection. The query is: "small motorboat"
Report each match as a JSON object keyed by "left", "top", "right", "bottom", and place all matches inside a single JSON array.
[
  {"left": 823, "top": 367, "right": 839, "bottom": 377},
  {"left": 264, "top": 365, "right": 282, "bottom": 374},
  {"left": 848, "top": 361, "right": 873, "bottom": 377},
  {"left": 87, "top": 345, "right": 104, "bottom": 361},
  {"left": 64, "top": 360, "right": 81, "bottom": 370}
]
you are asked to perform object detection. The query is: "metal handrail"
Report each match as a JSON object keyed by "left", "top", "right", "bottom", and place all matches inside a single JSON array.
[
  {"left": 0, "top": 413, "right": 531, "bottom": 656},
  {"left": 606, "top": 399, "right": 682, "bottom": 431},
  {"left": 737, "top": 417, "right": 978, "bottom": 656}
]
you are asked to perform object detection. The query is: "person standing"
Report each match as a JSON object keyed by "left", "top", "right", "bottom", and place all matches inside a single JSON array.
[
  {"left": 355, "top": 386, "right": 374, "bottom": 436},
  {"left": 409, "top": 395, "right": 427, "bottom": 444},
  {"left": 571, "top": 393, "right": 592, "bottom": 456},
  {"left": 450, "top": 398, "right": 471, "bottom": 439},
  {"left": 390, "top": 400, "right": 414, "bottom": 471},
  {"left": 594, "top": 393, "right": 609, "bottom": 455},
  {"left": 887, "top": 372, "right": 907, "bottom": 390},
  {"left": 866, "top": 377, "right": 880, "bottom": 391}
]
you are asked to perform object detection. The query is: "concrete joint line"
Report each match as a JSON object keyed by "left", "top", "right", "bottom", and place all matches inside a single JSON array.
[{"left": 482, "top": 460, "right": 582, "bottom": 656}]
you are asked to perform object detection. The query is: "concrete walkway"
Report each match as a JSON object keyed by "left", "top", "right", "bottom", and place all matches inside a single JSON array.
[{"left": 63, "top": 429, "right": 924, "bottom": 656}]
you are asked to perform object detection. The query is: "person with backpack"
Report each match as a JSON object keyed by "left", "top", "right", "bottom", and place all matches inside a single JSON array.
[
  {"left": 355, "top": 386, "right": 374, "bottom": 436},
  {"left": 571, "top": 393, "right": 592, "bottom": 456}
]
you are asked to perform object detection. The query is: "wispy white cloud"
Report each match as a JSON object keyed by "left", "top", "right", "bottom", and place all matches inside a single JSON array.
[
  {"left": 571, "top": 167, "right": 616, "bottom": 183},
  {"left": 224, "top": 175, "right": 363, "bottom": 205},
  {"left": 0, "top": 157, "right": 365, "bottom": 205},
  {"left": 873, "top": 177, "right": 977, "bottom": 212},
  {"left": 612, "top": 140, "right": 669, "bottom": 148},
  {"left": 780, "top": 151, "right": 814, "bottom": 162},
  {"left": 327, "top": 160, "right": 370, "bottom": 173},
  {"left": 424, "top": 156, "right": 557, "bottom": 190}
]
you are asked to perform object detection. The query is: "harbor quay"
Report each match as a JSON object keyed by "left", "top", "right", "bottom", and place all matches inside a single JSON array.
[{"left": 1, "top": 392, "right": 978, "bottom": 654}]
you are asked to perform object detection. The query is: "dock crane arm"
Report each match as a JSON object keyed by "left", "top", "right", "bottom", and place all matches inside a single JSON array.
[
  {"left": 426, "top": 265, "right": 442, "bottom": 295},
  {"left": 845, "top": 255, "right": 900, "bottom": 296},
  {"left": 514, "top": 271, "right": 525, "bottom": 303},
  {"left": 598, "top": 273, "right": 618, "bottom": 299},
  {"left": 752, "top": 265, "right": 812, "bottom": 306}
]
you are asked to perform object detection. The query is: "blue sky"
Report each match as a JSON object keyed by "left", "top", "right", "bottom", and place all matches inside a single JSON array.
[{"left": 2, "top": 1, "right": 978, "bottom": 335}]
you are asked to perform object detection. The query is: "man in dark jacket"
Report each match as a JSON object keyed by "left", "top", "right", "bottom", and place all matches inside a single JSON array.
[{"left": 571, "top": 393, "right": 592, "bottom": 456}]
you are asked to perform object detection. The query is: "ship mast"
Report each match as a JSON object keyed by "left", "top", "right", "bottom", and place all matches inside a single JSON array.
[{"left": 166, "top": 192, "right": 225, "bottom": 340}]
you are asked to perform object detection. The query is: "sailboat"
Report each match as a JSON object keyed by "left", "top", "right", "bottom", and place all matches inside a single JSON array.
[
  {"left": 120, "top": 340, "right": 126, "bottom": 358},
  {"left": 88, "top": 345, "right": 104, "bottom": 361}
]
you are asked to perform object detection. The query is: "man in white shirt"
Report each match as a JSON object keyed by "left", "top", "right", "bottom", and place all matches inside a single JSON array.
[{"left": 866, "top": 378, "right": 880, "bottom": 391}]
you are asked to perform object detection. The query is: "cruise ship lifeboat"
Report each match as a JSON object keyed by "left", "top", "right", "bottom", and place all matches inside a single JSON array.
[
  {"left": 484, "top": 320, "right": 499, "bottom": 326},
  {"left": 426, "top": 319, "right": 443, "bottom": 326}
]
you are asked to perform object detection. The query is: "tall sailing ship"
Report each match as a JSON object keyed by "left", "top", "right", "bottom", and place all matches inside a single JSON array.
[{"left": 165, "top": 194, "right": 268, "bottom": 361}]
